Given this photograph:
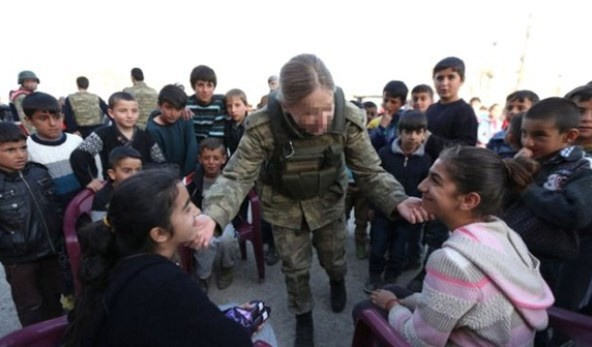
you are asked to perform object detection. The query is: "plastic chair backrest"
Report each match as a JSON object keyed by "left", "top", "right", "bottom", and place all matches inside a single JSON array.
[
  {"left": 63, "top": 188, "right": 95, "bottom": 295},
  {"left": 352, "top": 307, "right": 409, "bottom": 347},
  {"left": 548, "top": 306, "right": 592, "bottom": 344},
  {"left": 0, "top": 315, "right": 67, "bottom": 347},
  {"left": 234, "top": 190, "right": 265, "bottom": 282}
]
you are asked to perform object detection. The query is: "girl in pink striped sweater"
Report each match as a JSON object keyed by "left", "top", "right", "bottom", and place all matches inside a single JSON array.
[{"left": 370, "top": 146, "right": 554, "bottom": 346}]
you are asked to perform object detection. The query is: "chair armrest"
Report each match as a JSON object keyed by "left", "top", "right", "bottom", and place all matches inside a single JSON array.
[{"left": 352, "top": 307, "right": 409, "bottom": 347}]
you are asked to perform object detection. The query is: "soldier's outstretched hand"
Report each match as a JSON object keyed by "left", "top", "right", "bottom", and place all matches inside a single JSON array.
[
  {"left": 396, "top": 197, "right": 432, "bottom": 224},
  {"left": 188, "top": 214, "right": 216, "bottom": 249}
]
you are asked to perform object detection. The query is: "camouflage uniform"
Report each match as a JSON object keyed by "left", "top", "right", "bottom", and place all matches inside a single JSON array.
[
  {"left": 66, "top": 91, "right": 103, "bottom": 126},
  {"left": 9, "top": 89, "right": 34, "bottom": 134},
  {"left": 203, "top": 102, "right": 408, "bottom": 314},
  {"left": 123, "top": 82, "right": 158, "bottom": 129}
]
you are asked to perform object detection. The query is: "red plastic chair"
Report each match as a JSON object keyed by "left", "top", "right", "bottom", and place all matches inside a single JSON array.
[
  {"left": 548, "top": 306, "right": 592, "bottom": 344},
  {"left": 351, "top": 307, "right": 409, "bottom": 347},
  {"left": 63, "top": 188, "right": 96, "bottom": 295},
  {"left": 0, "top": 315, "right": 67, "bottom": 347},
  {"left": 235, "top": 190, "right": 265, "bottom": 282}
]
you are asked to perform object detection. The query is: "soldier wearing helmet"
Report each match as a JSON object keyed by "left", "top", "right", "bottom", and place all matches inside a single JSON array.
[{"left": 9, "top": 70, "right": 40, "bottom": 128}]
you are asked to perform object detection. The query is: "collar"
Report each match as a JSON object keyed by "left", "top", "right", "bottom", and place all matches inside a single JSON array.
[
  {"left": 31, "top": 133, "right": 67, "bottom": 146},
  {"left": 391, "top": 138, "right": 425, "bottom": 157}
]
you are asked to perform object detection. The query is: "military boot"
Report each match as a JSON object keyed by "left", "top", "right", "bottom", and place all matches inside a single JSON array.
[
  {"left": 295, "top": 311, "right": 314, "bottom": 347},
  {"left": 216, "top": 266, "right": 234, "bottom": 290},
  {"left": 330, "top": 280, "right": 346, "bottom": 313}
]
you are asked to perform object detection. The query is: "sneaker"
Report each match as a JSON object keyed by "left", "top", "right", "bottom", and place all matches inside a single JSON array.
[
  {"left": 295, "top": 311, "right": 314, "bottom": 347},
  {"left": 197, "top": 276, "right": 211, "bottom": 294},
  {"left": 355, "top": 242, "right": 367, "bottom": 260},
  {"left": 265, "top": 246, "right": 279, "bottom": 266},
  {"left": 363, "top": 273, "right": 383, "bottom": 294},
  {"left": 406, "top": 270, "right": 426, "bottom": 293},
  {"left": 216, "top": 266, "right": 234, "bottom": 290},
  {"left": 329, "top": 280, "right": 346, "bottom": 313},
  {"left": 402, "top": 259, "right": 422, "bottom": 271}
]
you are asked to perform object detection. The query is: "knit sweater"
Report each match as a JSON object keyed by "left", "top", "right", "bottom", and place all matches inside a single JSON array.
[
  {"left": 27, "top": 133, "right": 83, "bottom": 206},
  {"left": 389, "top": 218, "right": 553, "bottom": 346}
]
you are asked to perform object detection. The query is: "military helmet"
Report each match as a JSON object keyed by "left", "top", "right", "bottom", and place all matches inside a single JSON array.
[{"left": 17, "top": 70, "right": 40, "bottom": 84}]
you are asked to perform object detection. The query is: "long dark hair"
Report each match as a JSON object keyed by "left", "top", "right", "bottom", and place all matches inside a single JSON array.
[
  {"left": 64, "top": 169, "right": 180, "bottom": 346},
  {"left": 439, "top": 146, "right": 539, "bottom": 218}
]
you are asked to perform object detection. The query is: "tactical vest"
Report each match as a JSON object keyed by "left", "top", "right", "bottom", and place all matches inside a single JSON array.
[
  {"left": 127, "top": 84, "right": 158, "bottom": 128},
  {"left": 69, "top": 92, "right": 102, "bottom": 126},
  {"left": 262, "top": 87, "right": 346, "bottom": 200}
]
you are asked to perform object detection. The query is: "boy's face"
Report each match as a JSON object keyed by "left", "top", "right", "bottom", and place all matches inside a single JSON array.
[
  {"left": 199, "top": 148, "right": 226, "bottom": 178},
  {"left": 574, "top": 99, "right": 592, "bottom": 141},
  {"left": 521, "top": 118, "right": 578, "bottom": 160},
  {"left": 26, "top": 110, "right": 63, "bottom": 140},
  {"left": 433, "top": 68, "right": 463, "bottom": 103},
  {"left": 399, "top": 128, "right": 426, "bottom": 153},
  {"left": 159, "top": 102, "right": 183, "bottom": 125},
  {"left": 504, "top": 98, "right": 533, "bottom": 121},
  {"left": 226, "top": 96, "right": 248, "bottom": 123},
  {"left": 22, "top": 79, "right": 38, "bottom": 92},
  {"left": 0, "top": 140, "right": 27, "bottom": 173},
  {"left": 382, "top": 94, "right": 403, "bottom": 116},
  {"left": 411, "top": 92, "right": 433, "bottom": 113},
  {"left": 364, "top": 106, "right": 378, "bottom": 122},
  {"left": 194, "top": 80, "right": 215, "bottom": 104},
  {"left": 109, "top": 100, "right": 139, "bottom": 130},
  {"left": 107, "top": 157, "right": 142, "bottom": 185}
]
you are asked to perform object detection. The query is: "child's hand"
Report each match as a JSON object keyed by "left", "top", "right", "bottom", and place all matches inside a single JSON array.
[
  {"left": 370, "top": 289, "right": 398, "bottom": 310},
  {"left": 514, "top": 147, "right": 533, "bottom": 158},
  {"left": 188, "top": 214, "right": 216, "bottom": 249},
  {"left": 181, "top": 107, "right": 194, "bottom": 121},
  {"left": 86, "top": 179, "right": 103, "bottom": 192}
]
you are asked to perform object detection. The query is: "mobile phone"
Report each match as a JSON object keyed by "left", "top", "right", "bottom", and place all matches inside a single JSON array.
[{"left": 223, "top": 300, "right": 271, "bottom": 334}]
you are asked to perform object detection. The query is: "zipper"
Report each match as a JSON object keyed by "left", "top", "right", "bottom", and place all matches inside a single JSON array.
[
  {"left": 19, "top": 171, "right": 56, "bottom": 253},
  {"left": 404, "top": 156, "right": 408, "bottom": 167}
]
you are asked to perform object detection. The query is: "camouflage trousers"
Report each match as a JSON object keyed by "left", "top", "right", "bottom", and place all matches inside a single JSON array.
[
  {"left": 344, "top": 184, "right": 369, "bottom": 244},
  {"left": 273, "top": 217, "right": 347, "bottom": 314}
]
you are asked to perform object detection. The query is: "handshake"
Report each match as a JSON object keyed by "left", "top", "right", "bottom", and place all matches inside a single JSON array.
[{"left": 223, "top": 300, "right": 271, "bottom": 334}]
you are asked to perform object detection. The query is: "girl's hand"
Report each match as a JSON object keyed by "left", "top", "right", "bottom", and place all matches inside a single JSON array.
[{"left": 370, "top": 289, "right": 398, "bottom": 310}]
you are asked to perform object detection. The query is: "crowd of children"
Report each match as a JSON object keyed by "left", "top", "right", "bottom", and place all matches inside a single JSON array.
[{"left": 1, "top": 53, "right": 592, "bottom": 347}]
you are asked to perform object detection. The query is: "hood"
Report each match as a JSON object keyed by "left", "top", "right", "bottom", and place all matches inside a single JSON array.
[
  {"left": 445, "top": 218, "right": 554, "bottom": 330},
  {"left": 104, "top": 254, "right": 171, "bottom": 309},
  {"left": 390, "top": 138, "right": 425, "bottom": 156}
]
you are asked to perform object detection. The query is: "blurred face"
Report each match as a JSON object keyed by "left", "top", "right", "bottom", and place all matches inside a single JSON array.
[
  {"left": 194, "top": 80, "right": 215, "bottom": 104},
  {"left": 399, "top": 128, "right": 426, "bottom": 153},
  {"left": 364, "top": 106, "right": 378, "bottom": 122},
  {"left": 168, "top": 183, "right": 201, "bottom": 247},
  {"left": 489, "top": 104, "right": 502, "bottom": 120},
  {"left": 418, "top": 159, "right": 462, "bottom": 226},
  {"left": 504, "top": 98, "right": 533, "bottom": 121},
  {"left": 284, "top": 87, "right": 334, "bottom": 136},
  {"left": 269, "top": 79, "right": 279, "bottom": 91},
  {"left": 27, "top": 110, "right": 63, "bottom": 140},
  {"left": 574, "top": 99, "right": 592, "bottom": 141},
  {"left": 411, "top": 92, "right": 433, "bottom": 113},
  {"left": 0, "top": 140, "right": 27, "bottom": 173},
  {"left": 109, "top": 100, "right": 139, "bottom": 131},
  {"left": 382, "top": 94, "right": 403, "bottom": 117},
  {"left": 159, "top": 102, "right": 183, "bottom": 125},
  {"left": 199, "top": 148, "right": 226, "bottom": 178},
  {"left": 433, "top": 68, "right": 463, "bottom": 103},
  {"left": 521, "top": 118, "right": 574, "bottom": 160},
  {"left": 107, "top": 158, "right": 142, "bottom": 185},
  {"left": 22, "top": 79, "right": 38, "bottom": 92},
  {"left": 226, "top": 95, "right": 248, "bottom": 123}
]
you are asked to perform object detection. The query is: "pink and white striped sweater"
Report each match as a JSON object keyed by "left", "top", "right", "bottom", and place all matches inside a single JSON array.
[{"left": 389, "top": 218, "right": 554, "bottom": 346}]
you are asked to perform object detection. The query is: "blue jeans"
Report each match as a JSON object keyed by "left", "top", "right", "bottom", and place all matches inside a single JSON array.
[{"left": 369, "top": 215, "right": 421, "bottom": 278}]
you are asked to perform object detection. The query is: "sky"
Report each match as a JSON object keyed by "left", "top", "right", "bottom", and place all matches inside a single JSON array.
[{"left": 1, "top": 0, "right": 590, "bottom": 109}]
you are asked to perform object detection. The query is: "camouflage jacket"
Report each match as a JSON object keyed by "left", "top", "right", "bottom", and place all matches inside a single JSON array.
[
  {"left": 203, "top": 102, "right": 408, "bottom": 230},
  {"left": 123, "top": 82, "right": 158, "bottom": 128}
]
